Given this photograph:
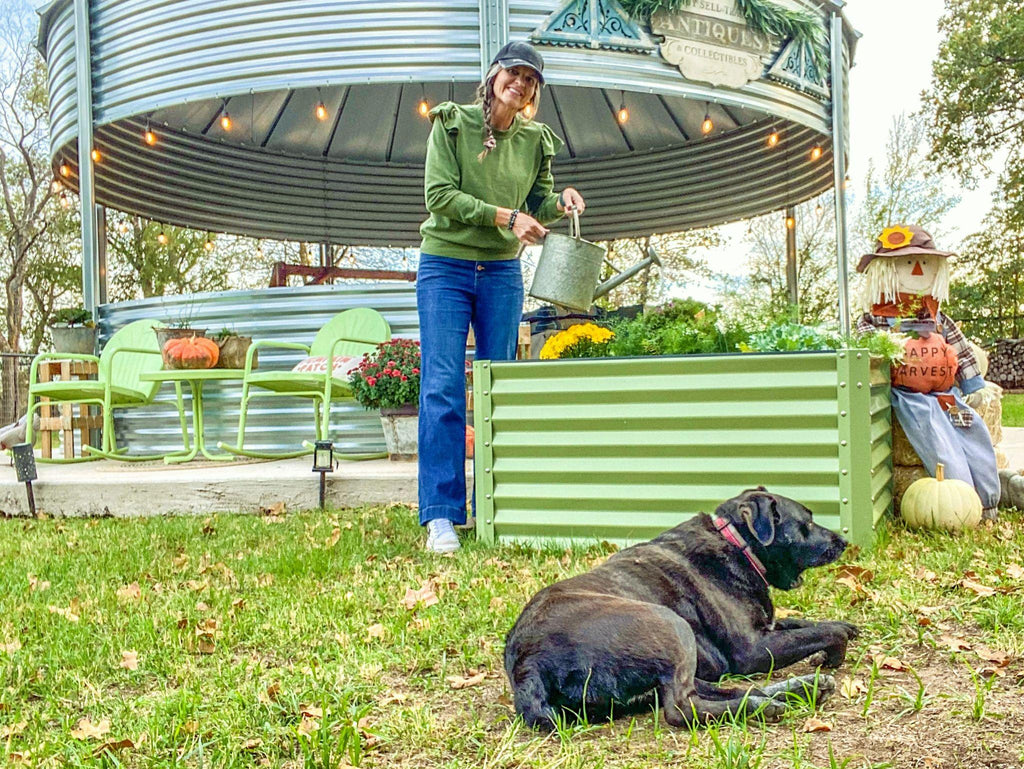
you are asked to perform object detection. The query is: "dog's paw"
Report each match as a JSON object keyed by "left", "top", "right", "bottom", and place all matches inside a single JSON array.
[{"left": 834, "top": 621, "right": 860, "bottom": 639}]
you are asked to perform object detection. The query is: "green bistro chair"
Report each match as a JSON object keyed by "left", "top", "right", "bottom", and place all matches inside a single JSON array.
[
  {"left": 26, "top": 318, "right": 189, "bottom": 462},
  {"left": 217, "top": 307, "right": 391, "bottom": 460}
]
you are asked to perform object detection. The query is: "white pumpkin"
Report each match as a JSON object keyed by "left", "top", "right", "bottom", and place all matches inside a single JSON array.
[{"left": 901, "top": 463, "right": 983, "bottom": 531}]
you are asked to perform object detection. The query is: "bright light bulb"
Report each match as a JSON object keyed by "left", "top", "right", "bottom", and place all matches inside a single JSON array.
[
  {"left": 119, "top": 221, "right": 129, "bottom": 234},
  {"left": 205, "top": 239, "right": 215, "bottom": 252},
  {"left": 785, "top": 216, "right": 796, "bottom": 230},
  {"left": 220, "top": 113, "right": 232, "bottom": 131},
  {"left": 816, "top": 204, "right": 824, "bottom": 217},
  {"left": 51, "top": 180, "right": 62, "bottom": 193},
  {"left": 701, "top": 116, "right": 713, "bottom": 135},
  {"left": 60, "top": 194, "right": 70, "bottom": 209},
  {"left": 157, "top": 231, "right": 168, "bottom": 245},
  {"left": 315, "top": 103, "right": 328, "bottom": 121},
  {"left": 91, "top": 149, "right": 101, "bottom": 162},
  {"left": 766, "top": 131, "right": 779, "bottom": 148},
  {"left": 810, "top": 146, "right": 823, "bottom": 161},
  {"left": 417, "top": 99, "right": 429, "bottom": 117},
  {"left": 145, "top": 130, "right": 157, "bottom": 145},
  {"left": 617, "top": 106, "right": 629, "bottom": 124},
  {"left": 59, "top": 164, "right": 70, "bottom": 177}
]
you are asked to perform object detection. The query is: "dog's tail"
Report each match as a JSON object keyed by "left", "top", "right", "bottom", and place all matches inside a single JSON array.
[{"left": 511, "top": 668, "right": 557, "bottom": 731}]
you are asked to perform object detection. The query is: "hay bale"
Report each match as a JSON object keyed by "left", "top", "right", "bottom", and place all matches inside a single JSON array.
[
  {"left": 892, "top": 420, "right": 922, "bottom": 466},
  {"left": 892, "top": 464, "right": 930, "bottom": 514}
]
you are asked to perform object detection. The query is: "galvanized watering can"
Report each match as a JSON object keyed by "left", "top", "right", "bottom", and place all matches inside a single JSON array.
[{"left": 529, "top": 210, "right": 662, "bottom": 312}]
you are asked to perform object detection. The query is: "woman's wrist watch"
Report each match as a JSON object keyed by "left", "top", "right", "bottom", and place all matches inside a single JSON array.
[{"left": 507, "top": 208, "right": 519, "bottom": 231}]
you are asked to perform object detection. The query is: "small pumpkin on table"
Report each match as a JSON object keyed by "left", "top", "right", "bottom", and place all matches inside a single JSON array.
[{"left": 163, "top": 335, "right": 220, "bottom": 369}]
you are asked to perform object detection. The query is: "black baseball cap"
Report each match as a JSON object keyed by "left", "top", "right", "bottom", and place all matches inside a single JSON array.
[{"left": 492, "top": 41, "right": 545, "bottom": 84}]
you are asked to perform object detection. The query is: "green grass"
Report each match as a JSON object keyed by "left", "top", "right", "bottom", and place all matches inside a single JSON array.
[
  {"left": 1000, "top": 393, "right": 1024, "bottom": 427},
  {"left": 1, "top": 507, "right": 1023, "bottom": 767}
]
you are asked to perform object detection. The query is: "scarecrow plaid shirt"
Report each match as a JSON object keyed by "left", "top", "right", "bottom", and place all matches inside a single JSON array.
[{"left": 856, "top": 309, "right": 984, "bottom": 394}]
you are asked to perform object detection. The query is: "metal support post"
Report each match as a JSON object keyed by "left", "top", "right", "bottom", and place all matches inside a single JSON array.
[
  {"left": 830, "top": 10, "right": 850, "bottom": 333},
  {"left": 785, "top": 205, "right": 798, "bottom": 308},
  {"left": 73, "top": 0, "right": 100, "bottom": 317}
]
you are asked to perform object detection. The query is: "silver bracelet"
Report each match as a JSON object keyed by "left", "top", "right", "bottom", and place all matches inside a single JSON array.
[{"left": 507, "top": 208, "right": 519, "bottom": 231}]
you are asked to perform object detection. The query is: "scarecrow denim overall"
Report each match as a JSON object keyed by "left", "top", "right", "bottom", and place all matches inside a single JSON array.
[{"left": 416, "top": 253, "right": 524, "bottom": 526}]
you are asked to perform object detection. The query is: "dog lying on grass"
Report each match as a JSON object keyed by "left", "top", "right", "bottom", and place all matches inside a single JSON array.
[{"left": 504, "top": 488, "right": 858, "bottom": 728}]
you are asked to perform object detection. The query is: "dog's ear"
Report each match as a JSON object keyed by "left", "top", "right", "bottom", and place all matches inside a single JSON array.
[{"left": 740, "top": 492, "right": 777, "bottom": 545}]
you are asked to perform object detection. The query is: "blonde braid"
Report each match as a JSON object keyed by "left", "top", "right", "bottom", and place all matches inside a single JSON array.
[{"left": 476, "top": 64, "right": 501, "bottom": 162}]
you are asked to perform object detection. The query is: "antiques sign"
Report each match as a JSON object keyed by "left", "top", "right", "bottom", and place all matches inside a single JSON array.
[{"left": 652, "top": 0, "right": 777, "bottom": 88}]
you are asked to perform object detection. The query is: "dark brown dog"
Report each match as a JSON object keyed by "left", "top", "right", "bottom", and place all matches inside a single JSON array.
[{"left": 504, "top": 488, "right": 858, "bottom": 728}]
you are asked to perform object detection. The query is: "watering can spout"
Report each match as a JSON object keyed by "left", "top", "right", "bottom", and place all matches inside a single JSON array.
[{"left": 592, "top": 245, "right": 663, "bottom": 300}]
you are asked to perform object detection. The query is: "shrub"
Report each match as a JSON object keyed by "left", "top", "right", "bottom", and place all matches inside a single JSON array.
[{"left": 606, "top": 298, "right": 749, "bottom": 356}]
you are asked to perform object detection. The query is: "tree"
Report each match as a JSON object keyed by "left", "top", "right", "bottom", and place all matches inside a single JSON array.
[
  {"left": 924, "top": 0, "right": 1024, "bottom": 228},
  {"left": 0, "top": 4, "right": 80, "bottom": 422}
]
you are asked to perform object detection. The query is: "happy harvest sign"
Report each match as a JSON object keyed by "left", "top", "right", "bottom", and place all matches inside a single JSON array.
[{"left": 652, "top": 0, "right": 776, "bottom": 88}]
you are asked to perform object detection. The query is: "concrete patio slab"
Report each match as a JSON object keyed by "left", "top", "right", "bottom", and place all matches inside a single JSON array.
[{"left": 0, "top": 455, "right": 432, "bottom": 517}]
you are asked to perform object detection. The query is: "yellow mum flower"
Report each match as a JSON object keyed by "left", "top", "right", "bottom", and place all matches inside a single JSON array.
[
  {"left": 879, "top": 225, "right": 914, "bottom": 250},
  {"left": 540, "top": 323, "right": 614, "bottom": 359}
]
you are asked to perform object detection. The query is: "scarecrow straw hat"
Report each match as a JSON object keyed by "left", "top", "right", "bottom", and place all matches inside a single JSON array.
[{"left": 857, "top": 224, "right": 955, "bottom": 273}]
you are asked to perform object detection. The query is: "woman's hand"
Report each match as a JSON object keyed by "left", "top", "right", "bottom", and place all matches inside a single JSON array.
[
  {"left": 512, "top": 212, "right": 549, "bottom": 245},
  {"left": 558, "top": 187, "right": 586, "bottom": 215}
]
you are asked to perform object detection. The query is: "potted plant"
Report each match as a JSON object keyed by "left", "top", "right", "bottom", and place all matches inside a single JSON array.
[
  {"left": 154, "top": 306, "right": 207, "bottom": 353},
  {"left": 48, "top": 307, "right": 97, "bottom": 354},
  {"left": 211, "top": 327, "right": 255, "bottom": 370},
  {"left": 349, "top": 338, "right": 420, "bottom": 460}
]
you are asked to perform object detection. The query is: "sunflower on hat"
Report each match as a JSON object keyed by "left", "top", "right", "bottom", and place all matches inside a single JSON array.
[{"left": 879, "top": 225, "right": 914, "bottom": 251}]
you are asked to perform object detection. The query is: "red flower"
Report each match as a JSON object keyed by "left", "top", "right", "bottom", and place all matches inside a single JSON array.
[
  {"left": 400, "top": 375, "right": 408, "bottom": 381},
  {"left": 412, "top": 367, "right": 420, "bottom": 374},
  {"left": 366, "top": 376, "right": 377, "bottom": 386}
]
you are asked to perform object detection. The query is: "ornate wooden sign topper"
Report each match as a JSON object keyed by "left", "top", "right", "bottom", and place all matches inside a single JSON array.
[{"left": 652, "top": 0, "right": 776, "bottom": 88}]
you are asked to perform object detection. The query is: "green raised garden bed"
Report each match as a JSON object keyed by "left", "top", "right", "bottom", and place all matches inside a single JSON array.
[{"left": 473, "top": 349, "right": 891, "bottom": 549}]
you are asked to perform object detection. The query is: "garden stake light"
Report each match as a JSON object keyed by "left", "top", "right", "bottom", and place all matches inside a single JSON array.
[
  {"left": 312, "top": 440, "right": 334, "bottom": 511},
  {"left": 12, "top": 443, "right": 37, "bottom": 516}
]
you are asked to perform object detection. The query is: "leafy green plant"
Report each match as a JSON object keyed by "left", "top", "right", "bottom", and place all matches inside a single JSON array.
[
  {"left": 607, "top": 298, "right": 749, "bottom": 357},
  {"left": 48, "top": 307, "right": 94, "bottom": 327},
  {"left": 349, "top": 338, "right": 420, "bottom": 411},
  {"left": 742, "top": 322, "right": 843, "bottom": 353}
]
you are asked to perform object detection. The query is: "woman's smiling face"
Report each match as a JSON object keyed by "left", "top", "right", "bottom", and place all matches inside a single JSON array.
[{"left": 492, "top": 65, "right": 538, "bottom": 112}]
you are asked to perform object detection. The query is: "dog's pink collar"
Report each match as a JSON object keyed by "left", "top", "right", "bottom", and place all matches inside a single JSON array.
[{"left": 712, "top": 515, "right": 769, "bottom": 587}]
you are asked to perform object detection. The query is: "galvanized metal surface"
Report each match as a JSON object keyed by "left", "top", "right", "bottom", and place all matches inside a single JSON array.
[
  {"left": 97, "top": 282, "right": 418, "bottom": 455},
  {"left": 37, "top": 0, "right": 856, "bottom": 245},
  {"left": 473, "top": 349, "right": 891, "bottom": 548}
]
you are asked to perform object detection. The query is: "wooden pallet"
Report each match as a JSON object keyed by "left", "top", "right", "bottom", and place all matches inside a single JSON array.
[{"left": 37, "top": 359, "right": 103, "bottom": 459}]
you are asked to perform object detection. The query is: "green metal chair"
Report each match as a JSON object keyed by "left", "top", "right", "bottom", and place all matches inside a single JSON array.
[
  {"left": 26, "top": 318, "right": 189, "bottom": 462},
  {"left": 217, "top": 307, "right": 391, "bottom": 459}
]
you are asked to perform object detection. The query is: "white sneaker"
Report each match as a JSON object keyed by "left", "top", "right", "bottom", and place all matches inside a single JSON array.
[{"left": 425, "top": 519, "right": 461, "bottom": 553}]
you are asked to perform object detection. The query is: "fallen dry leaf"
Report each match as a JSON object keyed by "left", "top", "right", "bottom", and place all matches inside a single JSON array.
[
  {"left": 446, "top": 671, "right": 487, "bottom": 690},
  {"left": 938, "top": 634, "right": 972, "bottom": 653},
  {"left": 70, "top": 717, "right": 111, "bottom": 740},
  {"left": 172, "top": 554, "right": 189, "bottom": 570},
  {"left": 802, "top": 717, "right": 833, "bottom": 733},
  {"left": 366, "top": 623, "right": 386, "bottom": 641},
  {"left": 326, "top": 527, "right": 341, "bottom": 548},
  {"left": 297, "top": 716, "right": 319, "bottom": 736},
  {"left": 914, "top": 568, "right": 938, "bottom": 583},
  {"left": 232, "top": 598, "right": 245, "bottom": 610},
  {"left": 27, "top": 574, "right": 50, "bottom": 593},
  {"left": 299, "top": 704, "right": 323, "bottom": 719},
  {"left": 116, "top": 582, "right": 142, "bottom": 602},
  {"left": 1005, "top": 563, "right": 1024, "bottom": 581},
  {"left": 91, "top": 738, "right": 134, "bottom": 757},
  {"left": 1, "top": 639, "right": 22, "bottom": 654},
  {"left": 836, "top": 565, "right": 874, "bottom": 582},
  {"left": 960, "top": 578, "right": 996, "bottom": 597},
  {"left": 840, "top": 676, "right": 866, "bottom": 699},
  {"left": 402, "top": 580, "right": 439, "bottom": 611},
  {"left": 262, "top": 501, "right": 286, "bottom": 516},
  {"left": 184, "top": 579, "right": 208, "bottom": 593},
  {"left": 0, "top": 721, "right": 28, "bottom": 738},
  {"left": 195, "top": 601, "right": 210, "bottom": 612},
  {"left": 258, "top": 683, "right": 281, "bottom": 704},
  {"left": 774, "top": 606, "right": 803, "bottom": 619},
  {"left": 201, "top": 517, "right": 216, "bottom": 535},
  {"left": 241, "top": 738, "right": 262, "bottom": 750},
  {"left": 489, "top": 596, "right": 505, "bottom": 611},
  {"left": 119, "top": 650, "right": 139, "bottom": 671},
  {"left": 974, "top": 646, "right": 1012, "bottom": 666},
  {"left": 48, "top": 605, "right": 79, "bottom": 623}
]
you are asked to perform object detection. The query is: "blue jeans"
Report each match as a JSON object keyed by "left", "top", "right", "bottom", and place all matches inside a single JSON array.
[{"left": 416, "top": 253, "right": 524, "bottom": 526}]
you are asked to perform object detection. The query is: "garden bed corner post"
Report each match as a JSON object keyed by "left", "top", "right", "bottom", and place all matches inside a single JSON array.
[
  {"left": 473, "top": 360, "right": 496, "bottom": 545},
  {"left": 836, "top": 350, "right": 876, "bottom": 548}
]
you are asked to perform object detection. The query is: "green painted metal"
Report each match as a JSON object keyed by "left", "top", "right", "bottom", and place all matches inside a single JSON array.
[{"left": 473, "top": 348, "right": 891, "bottom": 548}]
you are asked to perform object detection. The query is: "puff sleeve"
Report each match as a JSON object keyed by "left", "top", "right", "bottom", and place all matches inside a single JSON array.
[
  {"left": 524, "top": 123, "right": 565, "bottom": 225},
  {"left": 422, "top": 102, "right": 499, "bottom": 227}
]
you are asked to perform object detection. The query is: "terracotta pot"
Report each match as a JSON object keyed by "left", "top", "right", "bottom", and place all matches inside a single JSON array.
[
  {"left": 379, "top": 404, "right": 418, "bottom": 461},
  {"left": 215, "top": 335, "right": 255, "bottom": 369}
]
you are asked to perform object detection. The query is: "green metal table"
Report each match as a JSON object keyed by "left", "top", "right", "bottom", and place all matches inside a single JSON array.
[{"left": 140, "top": 369, "right": 246, "bottom": 464}]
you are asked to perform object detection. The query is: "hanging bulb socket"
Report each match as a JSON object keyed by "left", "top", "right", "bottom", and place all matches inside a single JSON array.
[
  {"left": 91, "top": 148, "right": 102, "bottom": 163},
  {"left": 810, "top": 145, "right": 823, "bottom": 161},
  {"left": 766, "top": 130, "right": 779, "bottom": 148},
  {"left": 617, "top": 105, "right": 629, "bottom": 124},
  {"left": 59, "top": 163, "right": 71, "bottom": 177},
  {"left": 815, "top": 203, "right": 824, "bottom": 217},
  {"left": 220, "top": 112, "right": 232, "bottom": 131},
  {"left": 205, "top": 234, "right": 215, "bottom": 252},
  {"left": 157, "top": 229, "right": 168, "bottom": 245},
  {"left": 701, "top": 114, "right": 713, "bottom": 135},
  {"left": 315, "top": 102, "right": 328, "bottom": 121}
]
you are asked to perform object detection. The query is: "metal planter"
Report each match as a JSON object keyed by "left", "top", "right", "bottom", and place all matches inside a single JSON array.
[{"left": 473, "top": 349, "right": 891, "bottom": 549}]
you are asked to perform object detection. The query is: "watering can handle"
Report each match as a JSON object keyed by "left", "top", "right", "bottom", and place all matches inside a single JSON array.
[{"left": 568, "top": 208, "right": 581, "bottom": 241}]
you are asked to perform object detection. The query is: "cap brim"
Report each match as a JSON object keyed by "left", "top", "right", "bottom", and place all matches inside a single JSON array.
[
  {"left": 857, "top": 245, "right": 956, "bottom": 272},
  {"left": 496, "top": 58, "right": 545, "bottom": 84}
]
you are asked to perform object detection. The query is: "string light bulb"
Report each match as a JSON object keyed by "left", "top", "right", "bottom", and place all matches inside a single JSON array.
[
  {"left": 815, "top": 203, "right": 824, "bottom": 217},
  {"left": 51, "top": 179, "right": 62, "bottom": 193},
  {"left": 205, "top": 235, "right": 215, "bottom": 252},
  {"left": 417, "top": 98, "right": 429, "bottom": 117},
  {"left": 701, "top": 112, "right": 713, "bottom": 135},
  {"left": 617, "top": 91, "right": 629, "bottom": 124},
  {"left": 118, "top": 220, "right": 130, "bottom": 234},
  {"left": 810, "top": 145, "right": 823, "bottom": 161},
  {"left": 766, "top": 130, "right": 779, "bottom": 148},
  {"left": 785, "top": 215, "right": 796, "bottom": 230},
  {"left": 157, "top": 229, "right": 168, "bottom": 245},
  {"left": 91, "top": 148, "right": 101, "bottom": 163},
  {"left": 59, "top": 192, "right": 70, "bottom": 209},
  {"left": 59, "top": 163, "right": 70, "bottom": 177},
  {"left": 220, "top": 108, "right": 232, "bottom": 131},
  {"left": 315, "top": 88, "right": 328, "bottom": 121},
  {"left": 256, "top": 240, "right": 264, "bottom": 258},
  {"left": 144, "top": 126, "right": 157, "bottom": 145}
]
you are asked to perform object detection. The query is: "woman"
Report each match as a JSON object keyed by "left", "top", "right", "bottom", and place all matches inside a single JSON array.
[{"left": 417, "top": 40, "right": 586, "bottom": 552}]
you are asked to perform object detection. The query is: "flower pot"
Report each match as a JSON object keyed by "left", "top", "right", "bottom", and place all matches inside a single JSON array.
[
  {"left": 380, "top": 404, "right": 418, "bottom": 461},
  {"left": 215, "top": 335, "right": 255, "bottom": 369},
  {"left": 49, "top": 325, "right": 97, "bottom": 355},
  {"left": 155, "top": 326, "right": 207, "bottom": 349}
]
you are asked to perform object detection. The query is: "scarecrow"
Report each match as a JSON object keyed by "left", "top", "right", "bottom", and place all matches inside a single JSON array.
[{"left": 856, "top": 224, "right": 1000, "bottom": 519}]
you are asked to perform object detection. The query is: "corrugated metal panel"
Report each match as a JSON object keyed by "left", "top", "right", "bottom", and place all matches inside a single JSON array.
[
  {"left": 98, "top": 282, "right": 418, "bottom": 455},
  {"left": 38, "top": 0, "right": 855, "bottom": 245},
  {"left": 474, "top": 350, "right": 890, "bottom": 548}
]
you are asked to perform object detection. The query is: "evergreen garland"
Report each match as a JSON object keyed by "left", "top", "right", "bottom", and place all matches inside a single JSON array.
[{"left": 619, "top": 0, "right": 828, "bottom": 76}]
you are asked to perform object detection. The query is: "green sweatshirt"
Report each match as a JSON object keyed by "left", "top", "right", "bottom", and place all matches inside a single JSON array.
[{"left": 419, "top": 102, "right": 565, "bottom": 261}]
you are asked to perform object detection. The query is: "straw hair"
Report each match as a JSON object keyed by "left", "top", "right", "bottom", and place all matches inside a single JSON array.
[
  {"left": 475, "top": 62, "right": 541, "bottom": 162},
  {"left": 858, "top": 256, "right": 950, "bottom": 309}
]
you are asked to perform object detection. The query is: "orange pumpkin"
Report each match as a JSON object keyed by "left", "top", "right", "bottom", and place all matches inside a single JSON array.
[
  {"left": 891, "top": 334, "right": 958, "bottom": 393},
  {"left": 163, "top": 335, "right": 220, "bottom": 369}
]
